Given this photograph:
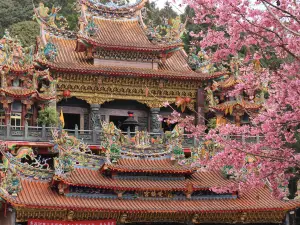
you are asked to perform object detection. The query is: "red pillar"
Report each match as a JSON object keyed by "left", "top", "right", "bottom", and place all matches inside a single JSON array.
[
  {"left": 196, "top": 88, "right": 205, "bottom": 125},
  {"left": 5, "top": 104, "right": 11, "bottom": 125},
  {"left": 21, "top": 104, "right": 27, "bottom": 127}
]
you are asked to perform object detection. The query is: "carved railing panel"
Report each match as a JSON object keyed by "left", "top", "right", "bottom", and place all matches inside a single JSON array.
[{"left": 0, "top": 125, "right": 262, "bottom": 147}]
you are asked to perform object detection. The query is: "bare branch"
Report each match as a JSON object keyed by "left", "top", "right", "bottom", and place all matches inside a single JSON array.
[
  {"left": 262, "top": 1, "right": 300, "bottom": 36},
  {"left": 260, "top": 0, "right": 300, "bottom": 25}
]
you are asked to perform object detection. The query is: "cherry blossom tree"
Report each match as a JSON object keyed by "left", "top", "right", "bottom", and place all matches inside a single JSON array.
[{"left": 171, "top": 0, "right": 300, "bottom": 198}]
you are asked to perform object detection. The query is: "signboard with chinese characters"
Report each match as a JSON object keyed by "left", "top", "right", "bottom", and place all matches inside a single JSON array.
[{"left": 28, "top": 219, "right": 116, "bottom": 225}]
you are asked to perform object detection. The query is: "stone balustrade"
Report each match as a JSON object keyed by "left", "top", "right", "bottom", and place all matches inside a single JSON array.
[{"left": 0, "top": 124, "right": 263, "bottom": 147}]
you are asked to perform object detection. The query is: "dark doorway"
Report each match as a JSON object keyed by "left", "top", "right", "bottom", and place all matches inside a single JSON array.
[
  {"left": 110, "top": 116, "right": 127, "bottom": 130},
  {"left": 162, "top": 119, "right": 177, "bottom": 132},
  {"left": 64, "top": 113, "right": 80, "bottom": 130}
]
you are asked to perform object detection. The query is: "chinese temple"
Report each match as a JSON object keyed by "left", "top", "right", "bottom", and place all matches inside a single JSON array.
[
  {"left": 0, "top": 29, "right": 56, "bottom": 128},
  {"left": 0, "top": 123, "right": 300, "bottom": 225},
  {"left": 205, "top": 57, "right": 263, "bottom": 127},
  {"left": 0, "top": 0, "right": 300, "bottom": 225},
  {"left": 31, "top": 0, "right": 228, "bottom": 132}
]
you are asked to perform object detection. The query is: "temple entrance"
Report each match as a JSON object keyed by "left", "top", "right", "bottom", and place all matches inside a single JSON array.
[
  {"left": 109, "top": 115, "right": 127, "bottom": 130},
  {"left": 58, "top": 97, "right": 90, "bottom": 130},
  {"left": 64, "top": 113, "right": 80, "bottom": 130},
  {"left": 101, "top": 100, "right": 149, "bottom": 131}
]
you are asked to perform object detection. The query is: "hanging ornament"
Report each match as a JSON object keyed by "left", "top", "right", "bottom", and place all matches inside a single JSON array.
[
  {"left": 63, "top": 90, "right": 71, "bottom": 99},
  {"left": 185, "top": 97, "right": 191, "bottom": 104}
]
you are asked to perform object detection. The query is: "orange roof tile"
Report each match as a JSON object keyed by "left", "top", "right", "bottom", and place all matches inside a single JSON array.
[
  {"left": 79, "top": 17, "right": 181, "bottom": 51},
  {"left": 0, "top": 87, "right": 55, "bottom": 101},
  {"left": 2, "top": 179, "right": 299, "bottom": 213},
  {"left": 37, "top": 37, "right": 224, "bottom": 80},
  {"left": 217, "top": 76, "right": 237, "bottom": 90},
  {"left": 102, "top": 158, "right": 193, "bottom": 174},
  {"left": 60, "top": 168, "right": 232, "bottom": 191},
  {"left": 1, "top": 87, "right": 36, "bottom": 98}
]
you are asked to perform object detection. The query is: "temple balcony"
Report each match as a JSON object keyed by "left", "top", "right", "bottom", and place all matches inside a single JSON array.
[{"left": 0, "top": 123, "right": 263, "bottom": 147}]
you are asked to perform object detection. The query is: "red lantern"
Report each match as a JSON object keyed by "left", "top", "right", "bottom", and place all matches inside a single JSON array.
[
  {"left": 185, "top": 97, "right": 192, "bottom": 104},
  {"left": 63, "top": 90, "right": 71, "bottom": 99}
]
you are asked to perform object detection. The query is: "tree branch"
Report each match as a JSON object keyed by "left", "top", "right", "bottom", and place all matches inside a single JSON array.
[
  {"left": 262, "top": 1, "right": 300, "bottom": 36},
  {"left": 260, "top": 0, "right": 300, "bottom": 25}
]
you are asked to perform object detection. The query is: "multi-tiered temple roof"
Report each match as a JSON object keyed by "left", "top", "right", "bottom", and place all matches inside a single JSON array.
[
  {"left": 0, "top": 30, "right": 56, "bottom": 128},
  {"left": 33, "top": 0, "right": 225, "bottom": 81},
  {"left": 0, "top": 1, "right": 299, "bottom": 224},
  {"left": 0, "top": 123, "right": 299, "bottom": 224}
]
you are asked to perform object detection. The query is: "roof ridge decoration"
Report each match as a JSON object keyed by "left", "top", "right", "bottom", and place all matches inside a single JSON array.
[
  {"left": 188, "top": 47, "right": 221, "bottom": 73},
  {"left": 0, "top": 30, "right": 35, "bottom": 71},
  {"left": 101, "top": 121, "right": 186, "bottom": 162},
  {"left": 51, "top": 129, "right": 106, "bottom": 173},
  {"left": 33, "top": 2, "right": 76, "bottom": 40},
  {"left": 101, "top": 121, "right": 124, "bottom": 163},
  {"left": 80, "top": 0, "right": 147, "bottom": 17},
  {"left": 0, "top": 142, "right": 54, "bottom": 197},
  {"left": 43, "top": 39, "right": 58, "bottom": 62},
  {"left": 143, "top": 16, "right": 188, "bottom": 45}
]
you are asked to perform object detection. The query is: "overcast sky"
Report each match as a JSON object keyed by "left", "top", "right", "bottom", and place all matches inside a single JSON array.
[{"left": 150, "top": 0, "right": 186, "bottom": 13}]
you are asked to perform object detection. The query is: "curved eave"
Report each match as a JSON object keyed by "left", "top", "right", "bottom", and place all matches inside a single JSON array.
[
  {"left": 10, "top": 202, "right": 294, "bottom": 215},
  {"left": 35, "top": 60, "right": 227, "bottom": 81},
  {"left": 36, "top": 94, "right": 56, "bottom": 101},
  {"left": 2, "top": 66, "right": 33, "bottom": 75},
  {"left": 1, "top": 181, "right": 298, "bottom": 217},
  {"left": 1, "top": 89, "right": 37, "bottom": 98},
  {"left": 78, "top": 36, "right": 184, "bottom": 53},
  {"left": 0, "top": 88, "right": 55, "bottom": 101}
]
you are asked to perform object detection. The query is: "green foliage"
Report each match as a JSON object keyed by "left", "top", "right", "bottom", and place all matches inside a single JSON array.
[
  {"left": 37, "top": 107, "right": 59, "bottom": 126},
  {"left": 0, "top": 0, "right": 78, "bottom": 37},
  {"left": 8, "top": 21, "right": 40, "bottom": 47},
  {"left": 144, "top": 1, "right": 178, "bottom": 27},
  {"left": 207, "top": 118, "right": 216, "bottom": 130},
  {"left": 173, "top": 145, "right": 183, "bottom": 155}
]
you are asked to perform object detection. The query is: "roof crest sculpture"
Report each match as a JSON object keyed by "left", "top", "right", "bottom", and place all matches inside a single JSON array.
[
  {"left": 101, "top": 121, "right": 186, "bottom": 162},
  {"left": 80, "top": 0, "right": 147, "bottom": 16},
  {"left": 33, "top": 2, "right": 76, "bottom": 40},
  {"left": 0, "top": 142, "right": 53, "bottom": 197},
  {"left": 51, "top": 129, "right": 106, "bottom": 172},
  {"left": 0, "top": 30, "right": 35, "bottom": 70}
]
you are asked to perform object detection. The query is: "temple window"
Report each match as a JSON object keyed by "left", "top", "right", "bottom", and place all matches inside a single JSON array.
[
  {"left": 242, "top": 113, "right": 250, "bottom": 125},
  {"left": 11, "top": 101, "right": 22, "bottom": 129},
  {"left": 162, "top": 119, "right": 177, "bottom": 132},
  {"left": 12, "top": 78, "right": 20, "bottom": 87}
]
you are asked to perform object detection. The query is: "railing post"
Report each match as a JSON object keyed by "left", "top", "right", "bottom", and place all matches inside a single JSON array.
[
  {"left": 242, "top": 135, "right": 245, "bottom": 144},
  {"left": 6, "top": 124, "right": 11, "bottom": 139},
  {"left": 24, "top": 121, "right": 28, "bottom": 139},
  {"left": 127, "top": 127, "right": 130, "bottom": 138},
  {"left": 42, "top": 125, "right": 46, "bottom": 139},
  {"left": 256, "top": 134, "right": 260, "bottom": 143},
  {"left": 75, "top": 125, "right": 79, "bottom": 138},
  {"left": 193, "top": 137, "right": 197, "bottom": 148},
  {"left": 92, "top": 128, "right": 97, "bottom": 144}
]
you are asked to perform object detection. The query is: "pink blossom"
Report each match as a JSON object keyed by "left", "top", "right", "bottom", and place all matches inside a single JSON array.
[{"left": 181, "top": 0, "right": 300, "bottom": 199}]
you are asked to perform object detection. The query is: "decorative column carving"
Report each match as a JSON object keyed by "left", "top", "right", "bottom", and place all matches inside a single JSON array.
[
  {"left": 150, "top": 108, "right": 161, "bottom": 133},
  {"left": 90, "top": 104, "right": 101, "bottom": 129}
]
